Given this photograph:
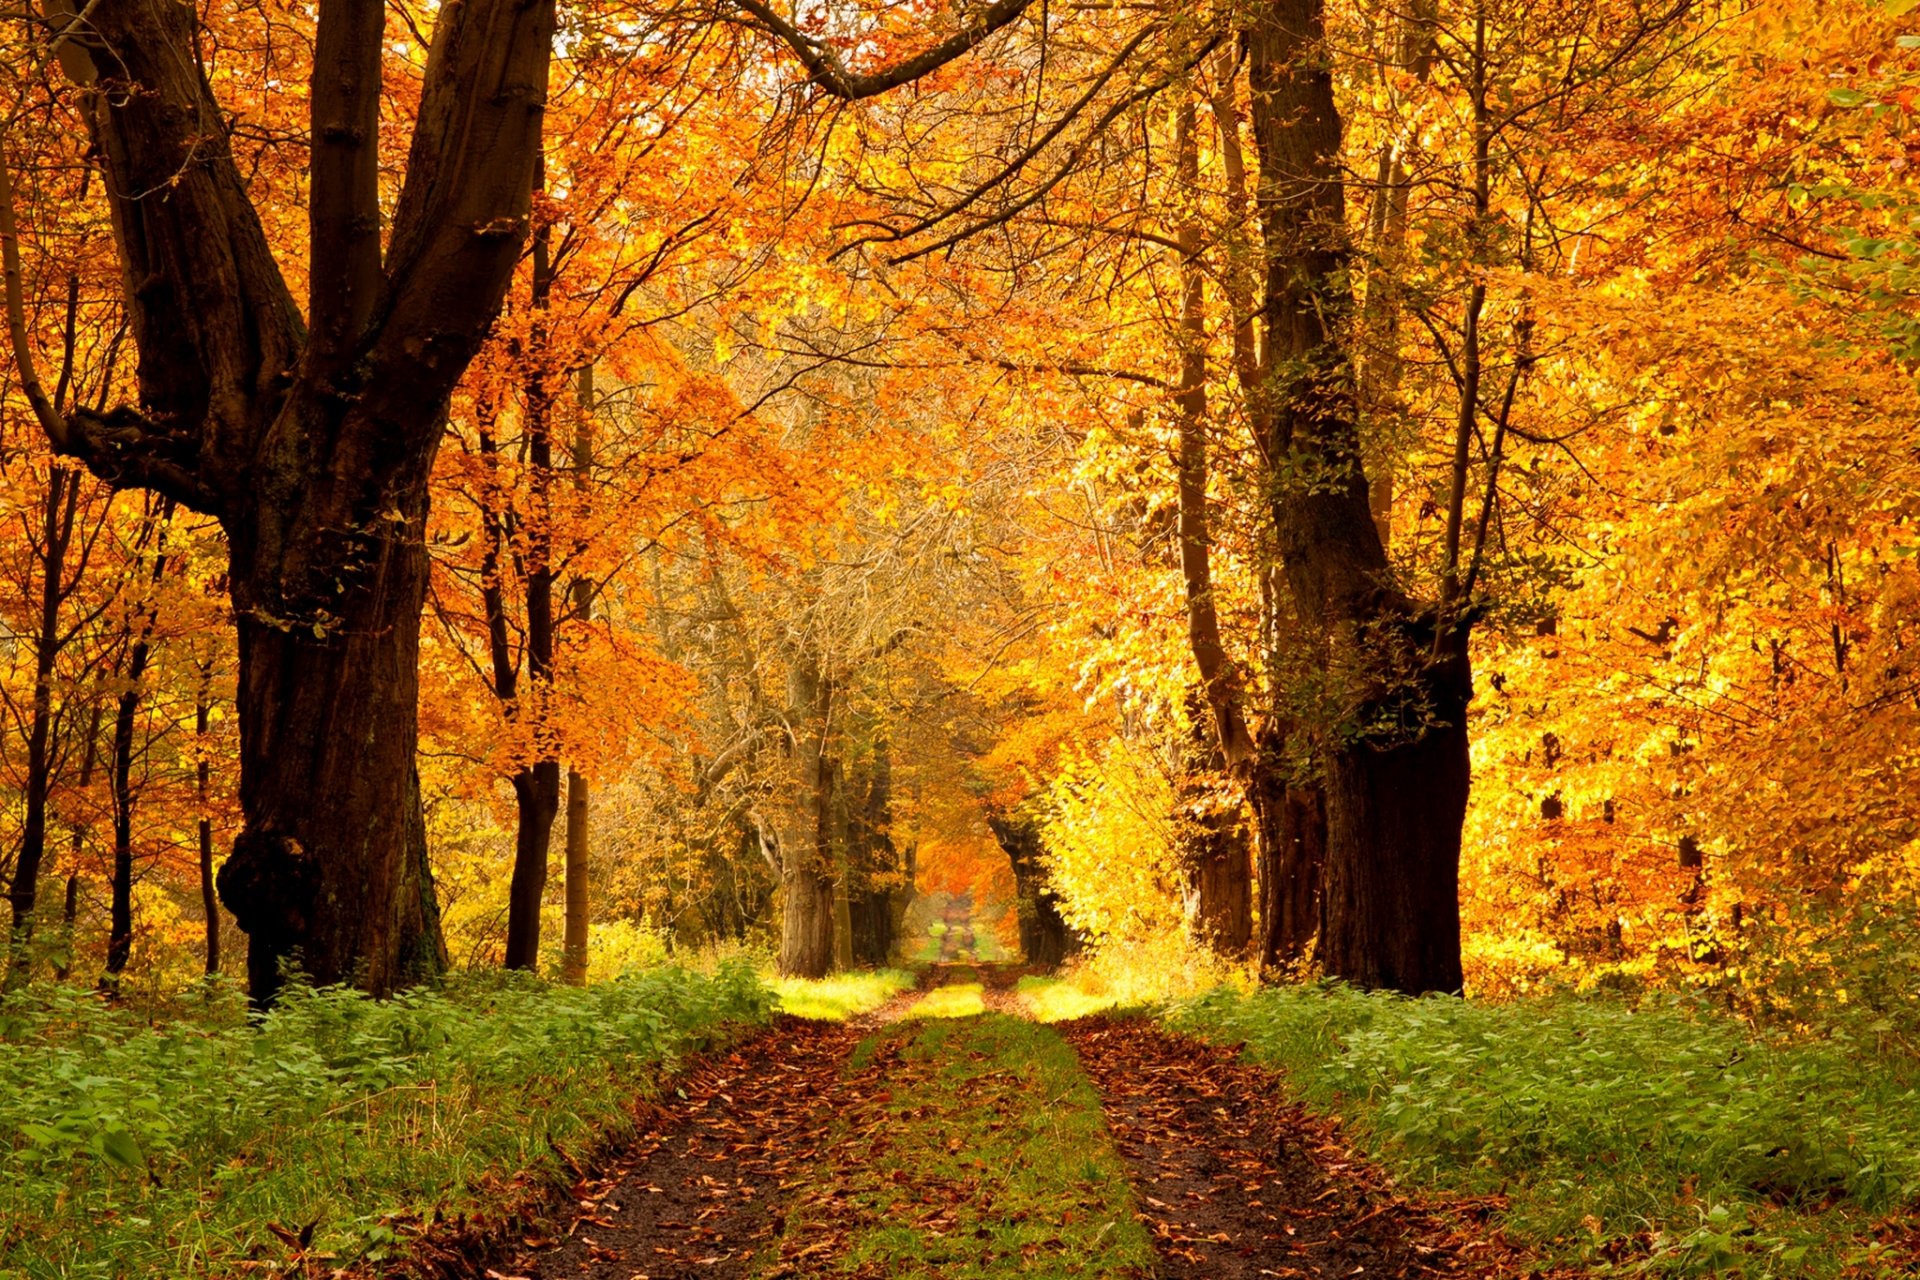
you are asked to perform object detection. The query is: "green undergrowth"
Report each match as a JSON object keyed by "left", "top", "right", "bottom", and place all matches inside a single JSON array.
[
  {"left": 771, "top": 967, "right": 917, "bottom": 1021},
  {"left": 780, "top": 1012, "right": 1154, "bottom": 1277},
  {"left": 1171, "top": 984, "right": 1920, "bottom": 1278},
  {"left": 0, "top": 962, "right": 772, "bottom": 1279}
]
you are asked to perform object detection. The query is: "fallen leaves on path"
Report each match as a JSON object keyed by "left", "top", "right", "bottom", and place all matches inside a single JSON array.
[
  {"left": 1060, "top": 1016, "right": 1465, "bottom": 1280},
  {"left": 487, "top": 1016, "right": 857, "bottom": 1280}
]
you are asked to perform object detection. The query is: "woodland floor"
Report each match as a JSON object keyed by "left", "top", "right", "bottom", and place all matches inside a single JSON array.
[{"left": 438, "top": 962, "right": 1506, "bottom": 1280}]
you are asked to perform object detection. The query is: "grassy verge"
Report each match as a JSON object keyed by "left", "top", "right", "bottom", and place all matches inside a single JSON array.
[
  {"left": 1016, "top": 973, "right": 1125, "bottom": 1022},
  {"left": 771, "top": 967, "right": 918, "bottom": 1021},
  {"left": 1171, "top": 984, "right": 1920, "bottom": 1278},
  {"left": 778, "top": 1012, "right": 1154, "bottom": 1277},
  {"left": 0, "top": 962, "right": 771, "bottom": 1279}
]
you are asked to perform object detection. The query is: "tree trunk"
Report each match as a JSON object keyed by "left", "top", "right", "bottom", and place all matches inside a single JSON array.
[
  {"left": 777, "top": 657, "right": 836, "bottom": 977},
  {"left": 561, "top": 767, "right": 589, "bottom": 983},
  {"left": 1169, "top": 98, "right": 1255, "bottom": 956},
  {"left": 502, "top": 176, "right": 563, "bottom": 973},
  {"left": 1316, "top": 629, "right": 1469, "bottom": 991},
  {"left": 104, "top": 639, "right": 151, "bottom": 980},
  {"left": 1252, "top": 760, "right": 1324, "bottom": 968},
  {"left": 5, "top": 468, "right": 79, "bottom": 982},
  {"left": 106, "top": 533, "right": 168, "bottom": 982},
  {"left": 986, "top": 808, "right": 1079, "bottom": 968},
  {"left": 220, "top": 525, "right": 448, "bottom": 1001},
  {"left": 1245, "top": 0, "right": 1470, "bottom": 994},
  {"left": 196, "top": 662, "right": 219, "bottom": 976},
  {"left": 1177, "top": 691, "right": 1252, "bottom": 954},
  {"left": 847, "top": 743, "right": 899, "bottom": 966},
  {"left": 39, "top": 0, "right": 555, "bottom": 1005},
  {"left": 503, "top": 762, "right": 561, "bottom": 971},
  {"left": 559, "top": 362, "right": 596, "bottom": 986},
  {"left": 779, "top": 857, "right": 836, "bottom": 979}
]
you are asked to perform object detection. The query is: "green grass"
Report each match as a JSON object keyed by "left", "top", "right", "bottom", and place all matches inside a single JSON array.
[
  {"left": 1015, "top": 974, "right": 1124, "bottom": 1023},
  {"left": 771, "top": 967, "right": 917, "bottom": 1021},
  {"left": 779, "top": 1013, "right": 1154, "bottom": 1277},
  {"left": 0, "top": 962, "right": 771, "bottom": 1278},
  {"left": 1170, "top": 984, "right": 1920, "bottom": 1278},
  {"left": 906, "top": 981, "right": 987, "bottom": 1018}
]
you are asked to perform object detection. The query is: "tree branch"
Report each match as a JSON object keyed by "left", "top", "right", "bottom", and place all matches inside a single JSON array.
[
  {"left": 307, "top": 0, "right": 385, "bottom": 368},
  {"left": 737, "top": 0, "right": 1037, "bottom": 100}
]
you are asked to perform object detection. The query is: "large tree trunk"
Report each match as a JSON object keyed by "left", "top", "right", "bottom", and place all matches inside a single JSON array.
[
  {"left": 220, "top": 524, "right": 447, "bottom": 1000},
  {"left": 37, "top": 0, "right": 555, "bottom": 1005},
  {"left": 1244, "top": 0, "right": 1470, "bottom": 994},
  {"left": 1317, "top": 629, "right": 1469, "bottom": 990},
  {"left": 779, "top": 859, "right": 836, "bottom": 979}
]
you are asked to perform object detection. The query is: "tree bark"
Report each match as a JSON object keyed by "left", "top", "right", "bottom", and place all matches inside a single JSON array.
[
  {"left": 1244, "top": 0, "right": 1470, "bottom": 995},
  {"left": 1252, "top": 754, "right": 1324, "bottom": 968},
  {"left": 42, "top": 0, "right": 555, "bottom": 1005},
  {"left": 502, "top": 178, "right": 563, "bottom": 973},
  {"left": 106, "top": 526, "right": 169, "bottom": 981}
]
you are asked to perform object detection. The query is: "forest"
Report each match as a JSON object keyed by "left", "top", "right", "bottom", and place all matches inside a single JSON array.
[{"left": 1, "top": 0, "right": 1917, "bottom": 1275}]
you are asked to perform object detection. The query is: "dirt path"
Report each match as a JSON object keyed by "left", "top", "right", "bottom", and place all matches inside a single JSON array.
[
  {"left": 1059, "top": 1015, "right": 1461, "bottom": 1279},
  {"left": 439, "top": 968, "right": 1494, "bottom": 1280},
  {"left": 490, "top": 1016, "right": 858, "bottom": 1280}
]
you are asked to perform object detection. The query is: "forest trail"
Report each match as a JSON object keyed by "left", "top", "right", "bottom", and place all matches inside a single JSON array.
[{"left": 460, "top": 965, "right": 1470, "bottom": 1280}]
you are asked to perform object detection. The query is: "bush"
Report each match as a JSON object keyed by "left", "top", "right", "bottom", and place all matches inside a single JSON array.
[{"left": 0, "top": 961, "right": 772, "bottom": 1278}]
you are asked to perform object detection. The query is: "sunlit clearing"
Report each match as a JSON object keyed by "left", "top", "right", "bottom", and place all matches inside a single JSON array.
[{"left": 769, "top": 969, "right": 916, "bottom": 1022}]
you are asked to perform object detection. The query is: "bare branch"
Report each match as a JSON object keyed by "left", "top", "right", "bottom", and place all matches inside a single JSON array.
[{"left": 737, "top": 0, "right": 1037, "bottom": 100}]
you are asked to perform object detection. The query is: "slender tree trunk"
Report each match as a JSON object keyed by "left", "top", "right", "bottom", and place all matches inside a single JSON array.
[
  {"left": 52, "top": 704, "right": 103, "bottom": 982},
  {"left": 1170, "top": 98, "right": 1254, "bottom": 955},
  {"left": 106, "top": 529, "right": 169, "bottom": 981},
  {"left": 104, "top": 631, "right": 153, "bottom": 979},
  {"left": 6, "top": 468, "right": 79, "bottom": 983},
  {"left": 196, "top": 661, "right": 219, "bottom": 976},
  {"left": 1245, "top": 0, "right": 1470, "bottom": 994},
  {"left": 502, "top": 189, "right": 563, "bottom": 973},
  {"left": 560, "top": 362, "right": 596, "bottom": 985},
  {"left": 1357, "top": 0, "right": 1438, "bottom": 548}
]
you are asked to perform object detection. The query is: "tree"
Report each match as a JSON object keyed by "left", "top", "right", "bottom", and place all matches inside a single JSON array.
[{"left": 4, "top": 0, "right": 555, "bottom": 1001}]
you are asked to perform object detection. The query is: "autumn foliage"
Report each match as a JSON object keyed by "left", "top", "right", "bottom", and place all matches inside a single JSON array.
[{"left": 0, "top": 0, "right": 1909, "bottom": 1043}]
